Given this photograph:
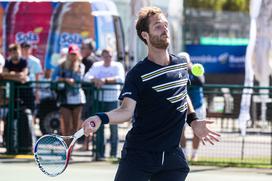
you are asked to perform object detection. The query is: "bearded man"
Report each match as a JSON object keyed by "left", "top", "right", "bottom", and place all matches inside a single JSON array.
[{"left": 82, "top": 7, "right": 220, "bottom": 181}]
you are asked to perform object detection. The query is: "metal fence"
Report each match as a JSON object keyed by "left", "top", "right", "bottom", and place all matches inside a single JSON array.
[
  {"left": 0, "top": 80, "right": 271, "bottom": 166},
  {"left": 198, "top": 84, "right": 272, "bottom": 166}
]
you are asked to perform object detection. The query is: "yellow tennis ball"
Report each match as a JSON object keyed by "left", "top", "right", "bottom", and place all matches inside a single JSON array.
[{"left": 191, "top": 63, "right": 204, "bottom": 76}]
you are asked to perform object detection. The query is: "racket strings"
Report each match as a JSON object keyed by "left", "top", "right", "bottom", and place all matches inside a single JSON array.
[{"left": 35, "top": 136, "right": 67, "bottom": 176}]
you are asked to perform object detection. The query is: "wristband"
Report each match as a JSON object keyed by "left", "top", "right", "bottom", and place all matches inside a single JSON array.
[
  {"left": 186, "top": 112, "right": 199, "bottom": 127},
  {"left": 95, "top": 112, "right": 109, "bottom": 124}
]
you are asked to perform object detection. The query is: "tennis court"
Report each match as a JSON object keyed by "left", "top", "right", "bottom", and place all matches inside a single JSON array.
[{"left": 0, "top": 160, "right": 271, "bottom": 181}]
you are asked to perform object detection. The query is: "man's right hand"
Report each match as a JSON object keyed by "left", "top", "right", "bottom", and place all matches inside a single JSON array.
[{"left": 82, "top": 115, "right": 102, "bottom": 136}]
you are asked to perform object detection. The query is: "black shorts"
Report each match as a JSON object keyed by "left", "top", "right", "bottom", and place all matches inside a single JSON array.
[{"left": 114, "top": 147, "right": 190, "bottom": 181}]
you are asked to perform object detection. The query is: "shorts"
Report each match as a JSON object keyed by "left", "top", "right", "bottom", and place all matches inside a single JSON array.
[{"left": 114, "top": 147, "right": 190, "bottom": 181}]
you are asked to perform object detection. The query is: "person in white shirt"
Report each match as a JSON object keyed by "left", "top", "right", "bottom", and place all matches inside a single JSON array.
[
  {"left": 0, "top": 52, "right": 5, "bottom": 145},
  {"left": 20, "top": 42, "right": 43, "bottom": 104},
  {"left": 84, "top": 48, "right": 125, "bottom": 160},
  {"left": 0, "top": 53, "right": 4, "bottom": 73}
]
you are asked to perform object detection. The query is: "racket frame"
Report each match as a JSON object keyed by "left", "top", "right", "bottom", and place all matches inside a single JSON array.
[{"left": 34, "top": 128, "right": 84, "bottom": 177}]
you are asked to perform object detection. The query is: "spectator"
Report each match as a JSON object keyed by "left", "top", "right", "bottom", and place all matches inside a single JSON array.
[
  {"left": 178, "top": 52, "right": 206, "bottom": 161},
  {"left": 0, "top": 52, "right": 5, "bottom": 145},
  {"left": 0, "top": 52, "right": 5, "bottom": 100},
  {"left": 20, "top": 42, "right": 43, "bottom": 128},
  {"left": 81, "top": 38, "right": 99, "bottom": 73},
  {"left": 80, "top": 38, "right": 100, "bottom": 150},
  {"left": 52, "top": 44, "right": 86, "bottom": 136},
  {"left": 84, "top": 48, "right": 125, "bottom": 160},
  {"left": 0, "top": 52, "right": 4, "bottom": 73},
  {"left": 2, "top": 44, "right": 28, "bottom": 83},
  {"left": 2, "top": 44, "right": 33, "bottom": 154},
  {"left": 20, "top": 42, "right": 43, "bottom": 84}
]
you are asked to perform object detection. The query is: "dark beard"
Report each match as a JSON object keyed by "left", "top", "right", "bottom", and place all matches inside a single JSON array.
[
  {"left": 149, "top": 33, "right": 169, "bottom": 49},
  {"left": 11, "top": 56, "right": 19, "bottom": 62}
]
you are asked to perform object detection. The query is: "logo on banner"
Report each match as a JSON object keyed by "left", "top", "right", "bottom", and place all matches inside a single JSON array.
[
  {"left": 59, "top": 32, "right": 82, "bottom": 47},
  {"left": 16, "top": 32, "right": 39, "bottom": 44}
]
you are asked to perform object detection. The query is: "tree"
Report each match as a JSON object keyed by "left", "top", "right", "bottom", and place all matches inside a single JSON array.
[{"left": 185, "top": 0, "right": 249, "bottom": 12}]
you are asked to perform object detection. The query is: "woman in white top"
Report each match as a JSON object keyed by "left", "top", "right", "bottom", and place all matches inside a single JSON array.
[{"left": 52, "top": 44, "right": 86, "bottom": 136}]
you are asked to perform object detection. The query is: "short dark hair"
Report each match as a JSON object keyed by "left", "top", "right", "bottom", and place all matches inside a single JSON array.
[
  {"left": 82, "top": 38, "right": 96, "bottom": 51},
  {"left": 101, "top": 48, "right": 112, "bottom": 55},
  {"left": 8, "top": 44, "right": 19, "bottom": 52},
  {"left": 20, "top": 42, "right": 31, "bottom": 48},
  {"left": 136, "top": 7, "right": 164, "bottom": 44}
]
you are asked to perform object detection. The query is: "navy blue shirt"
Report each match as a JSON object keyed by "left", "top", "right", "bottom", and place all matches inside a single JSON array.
[
  {"left": 4, "top": 58, "right": 27, "bottom": 72},
  {"left": 119, "top": 54, "right": 189, "bottom": 151}
]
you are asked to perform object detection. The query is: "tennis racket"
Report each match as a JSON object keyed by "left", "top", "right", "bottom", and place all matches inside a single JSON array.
[{"left": 34, "top": 128, "right": 84, "bottom": 177}]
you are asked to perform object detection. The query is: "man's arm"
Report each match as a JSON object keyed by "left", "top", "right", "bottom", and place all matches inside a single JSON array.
[
  {"left": 106, "top": 97, "right": 135, "bottom": 124},
  {"left": 2, "top": 67, "right": 28, "bottom": 83},
  {"left": 82, "top": 97, "right": 135, "bottom": 136},
  {"left": 0, "top": 65, "right": 3, "bottom": 73}
]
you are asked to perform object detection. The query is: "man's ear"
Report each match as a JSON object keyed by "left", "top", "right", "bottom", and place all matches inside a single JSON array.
[{"left": 141, "top": 31, "right": 148, "bottom": 41}]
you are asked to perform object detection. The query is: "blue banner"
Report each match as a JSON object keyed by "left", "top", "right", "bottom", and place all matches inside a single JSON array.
[{"left": 185, "top": 45, "right": 246, "bottom": 73}]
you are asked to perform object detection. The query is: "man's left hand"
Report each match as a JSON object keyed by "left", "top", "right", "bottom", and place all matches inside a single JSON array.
[{"left": 191, "top": 120, "right": 221, "bottom": 145}]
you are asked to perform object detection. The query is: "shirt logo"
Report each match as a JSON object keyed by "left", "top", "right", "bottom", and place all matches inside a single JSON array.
[
  {"left": 178, "top": 72, "right": 183, "bottom": 78},
  {"left": 122, "top": 92, "right": 132, "bottom": 96}
]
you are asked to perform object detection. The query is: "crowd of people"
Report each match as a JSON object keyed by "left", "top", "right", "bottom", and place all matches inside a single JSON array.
[
  {"left": 0, "top": 41, "right": 209, "bottom": 161},
  {"left": 0, "top": 39, "right": 126, "bottom": 159},
  {"left": 0, "top": 9, "right": 214, "bottom": 176}
]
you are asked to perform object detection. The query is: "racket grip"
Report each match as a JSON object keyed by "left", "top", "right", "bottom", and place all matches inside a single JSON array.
[{"left": 74, "top": 128, "right": 84, "bottom": 139}]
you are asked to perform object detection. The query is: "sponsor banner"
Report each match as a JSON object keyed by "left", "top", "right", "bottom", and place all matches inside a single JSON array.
[
  {"left": 2, "top": 1, "right": 119, "bottom": 69},
  {"left": 45, "top": 2, "right": 95, "bottom": 68},
  {"left": 5, "top": 2, "right": 53, "bottom": 68},
  {"left": 95, "top": 15, "right": 116, "bottom": 54},
  {"left": 185, "top": 45, "right": 246, "bottom": 73}
]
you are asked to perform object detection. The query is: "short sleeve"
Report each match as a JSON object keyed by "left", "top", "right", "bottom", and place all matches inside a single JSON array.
[
  {"left": 118, "top": 69, "right": 141, "bottom": 101},
  {"left": 0, "top": 54, "right": 5, "bottom": 66},
  {"left": 33, "top": 60, "right": 43, "bottom": 74}
]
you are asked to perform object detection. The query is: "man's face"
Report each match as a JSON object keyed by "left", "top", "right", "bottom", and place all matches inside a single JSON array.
[
  {"left": 147, "top": 14, "right": 170, "bottom": 49},
  {"left": 102, "top": 51, "right": 112, "bottom": 64},
  {"left": 81, "top": 44, "right": 91, "bottom": 58},
  {"left": 9, "top": 48, "right": 20, "bottom": 61},
  {"left": 21, "top": 47, "right": 31, "bottom": 57}
]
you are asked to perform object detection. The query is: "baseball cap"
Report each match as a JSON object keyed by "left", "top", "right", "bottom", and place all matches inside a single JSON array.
[
  {"left": 20, "top": 42, "right": 31, "bottom": 48},
  {"left": 68, "top": 44, "right": 80, "bottom": 56}
]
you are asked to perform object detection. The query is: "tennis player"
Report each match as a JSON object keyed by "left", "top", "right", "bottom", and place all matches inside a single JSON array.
[{"left": 82, "top": 6, "right": 220, "bottom": 181}]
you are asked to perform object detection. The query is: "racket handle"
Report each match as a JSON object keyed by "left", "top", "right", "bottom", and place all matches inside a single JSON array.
[{"left": 74, "top": 128, "right": 84, "bottom": 139}]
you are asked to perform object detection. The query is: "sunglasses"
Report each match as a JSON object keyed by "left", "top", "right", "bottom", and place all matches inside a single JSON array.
[{"left": 8, "top": 48, "right": 18, "bottom": 52}]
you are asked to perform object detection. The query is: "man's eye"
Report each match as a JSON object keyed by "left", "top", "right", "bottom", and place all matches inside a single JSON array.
[{"left": 155, "top": 25, "right": 162, "bottom": 29}]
